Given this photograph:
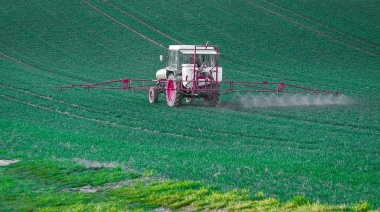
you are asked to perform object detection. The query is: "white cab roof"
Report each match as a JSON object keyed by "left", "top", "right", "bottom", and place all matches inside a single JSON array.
[
  {"left": 168, "top": 45, "right": 217, "bottom": 54},
  {"left": 179, "top": 49, "right": 217, "bottom": 55}
]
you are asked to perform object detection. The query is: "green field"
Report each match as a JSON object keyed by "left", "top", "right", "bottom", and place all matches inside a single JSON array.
[{"left": 1, "top": 0, "right": 379, "bottom": 210}]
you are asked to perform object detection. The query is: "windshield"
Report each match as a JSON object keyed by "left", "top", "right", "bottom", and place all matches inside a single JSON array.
[{"left": 180, "top": 53, "right": 216, "bottom": 67}]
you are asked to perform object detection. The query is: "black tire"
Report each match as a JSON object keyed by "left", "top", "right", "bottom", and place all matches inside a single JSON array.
[
  {"left": 173, "top": 89, "right": 184, "bottom": 107},
  {"left": 204, "top": 92, "right": 220, "bottom": 107},
  {"left": 149, "top": 87, "right": 158, "bottom": 103}
]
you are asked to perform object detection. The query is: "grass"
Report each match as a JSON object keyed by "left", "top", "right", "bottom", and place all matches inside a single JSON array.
[
  {"left": 0, "top": 155, "right": 376, "bottom": 211},
  {"left": 1, "top": 0, "right": 379, "bottom": 210}
]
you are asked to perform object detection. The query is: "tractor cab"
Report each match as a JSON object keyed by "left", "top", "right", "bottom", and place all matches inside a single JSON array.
[{"left": 156, "top": 45, "right": 221, "bottom": 82}]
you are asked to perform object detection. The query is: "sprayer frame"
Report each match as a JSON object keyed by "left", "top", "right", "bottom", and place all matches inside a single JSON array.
[{"left": 55, "top": 45, "right": 343, "bottom": 107}]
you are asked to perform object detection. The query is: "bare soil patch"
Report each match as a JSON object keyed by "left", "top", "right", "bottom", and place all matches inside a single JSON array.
[{"left": 0, "top": 159, "right": 20, "bottom": 166}]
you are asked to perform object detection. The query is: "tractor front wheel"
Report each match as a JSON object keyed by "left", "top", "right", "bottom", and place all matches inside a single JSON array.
[
  {"left": 166, "top": 76, "right": 183, "bottom": 107},
  {"left": 149, "top": 87, "right": 158, "bottom": 103}
]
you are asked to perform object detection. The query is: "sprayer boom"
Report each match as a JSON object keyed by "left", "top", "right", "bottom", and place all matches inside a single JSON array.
[{"left": 55, "top": 44, "right": 342, "bottom": 107}]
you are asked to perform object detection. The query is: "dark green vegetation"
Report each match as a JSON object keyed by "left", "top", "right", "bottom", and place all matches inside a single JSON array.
[{"left": 1, "top": 0, "right": 379, "bottom": 210}]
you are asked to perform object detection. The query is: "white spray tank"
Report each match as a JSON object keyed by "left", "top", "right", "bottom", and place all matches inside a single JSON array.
[{"left": 182, "top": 64, "right": 197, "bottom": 88}]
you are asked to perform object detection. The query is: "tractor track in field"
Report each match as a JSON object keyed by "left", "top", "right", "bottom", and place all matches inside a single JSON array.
[
  {"left": 86, "top": 1, "right": 372, "bottom": 94},
  {"left": 81, "top": 0, "right": 167, "bottom": 50},
  {"left": 0, "top": 84, "right": 341, "bottom": 154},
  {"left": 188, "top": 102, "right": 379, "bottom": 138},
  {"left": 1, "top": 84, "right": 289, "bottom": 144},
  {"left": 2, "top": 1, "right": 377, "bottom": 140},
  {"left": 0, "top": 50, "right": 93, "bottom": 83},
  {"left": 0, "top": 83, "right": 106, "bottom": 114},
  {"left": 230, "top": 64, "right": 374, "bottom": 94},
  {"left": 0, "top": 84, "right": 318, "bottom": 146},
  {"left": 3, "top": 83, "right": 367, "bottom": 148},
  {"left": 0, "top": 89, "right": 316, "bottom": 148},
  {"left": 246, "top": 0, "right": 380, "bottom": 57},
  {"left": 97, "top": 1, "right": 378, "bottom": 94},
  {"left": 2, "top": 1, "right": 155, "bottom": 77},
  {"left": 104, "top": 0, "right": 183, "bottom": 45},
  {"left": 262, "top": 0, "right": 380, "bottom": 50},
  {"left": 2, "top": 49, "right": 377, "bottom": 137},
  {"left": 85, "top": 0, "right": 304, "bottom": 86},
  {"left": 10, "top": 0, "right": 371, "bottom": 96},
  {"left": 33, "top": 0, "right": 133, "bottom": 65},
  {"left": 0, "top": 6, "right": 122, "bottom": 74},
  {"left": 225, "top": 107, "right": 380, "bottom": 135},
  {"left": 1, "top": 81, "right": 378, "bottom": 154},
  {"left": 0, "top": 92, "right": 210, "bottom": 141},
  {"left": 3, "top": 0, "right": 378, "bottom": 97},
  {"left": 2, "top": 49, "right": 377, "bottom": 135},
  {"left": 0, "top": 88, "right": 323, "bottom": 150},
  {"left": 226, "top": 61, "right": 377, "bottom": 95}
]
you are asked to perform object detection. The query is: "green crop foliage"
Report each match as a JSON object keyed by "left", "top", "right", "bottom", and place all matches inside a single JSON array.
[
  {"left": 1, "top": 157, "right": 376, "bottom": 211},
  {"left": 1, "top": 0, "right": 379, "bottom": 210}
]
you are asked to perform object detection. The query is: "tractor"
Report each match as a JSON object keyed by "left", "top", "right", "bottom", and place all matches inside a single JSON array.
[
  {"left": 56, "top": 44, "right": 342, "bottom": 107},
  {"left": 149, "top": 45, "right": 222, "bottom": 107}
]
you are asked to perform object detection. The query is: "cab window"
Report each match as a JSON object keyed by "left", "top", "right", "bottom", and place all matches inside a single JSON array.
[{"left": 167, "top": 50, "right": 178, "bottom": 71}]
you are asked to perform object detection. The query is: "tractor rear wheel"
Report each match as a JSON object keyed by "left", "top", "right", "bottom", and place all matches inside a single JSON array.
[
  {"left": 149, "top": 87, "right": 158, "bottom": 103},
  {"left": 166, "top": 75, "right": 183, "bottom": 107},
  {"left": 204, "top": 92, "right": 220, "bottom": 107}
]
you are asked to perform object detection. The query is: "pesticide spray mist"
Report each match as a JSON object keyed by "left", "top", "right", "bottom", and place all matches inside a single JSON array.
[{"left": 219, "top": 93, "right": 352, "bottom": 109}]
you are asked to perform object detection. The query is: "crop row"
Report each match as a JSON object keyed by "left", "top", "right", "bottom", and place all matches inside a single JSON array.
[
  {"left": 1, "top": 0, "right": 379, "bottom": 207},
  {"left": 1, "top": 0, "right": 379, "bottom": 97},
  {"left": 2, "top": 67, "right": 379, "bottom": 167},
  {"left": 2, "top": 64, "right": 379, "bottom": 146},
  {"left": 103, "top": 0, "right": 380, "bottom": 96},
  {"left": 1, "top": 92, "right": 379, "bottom": 206}
]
